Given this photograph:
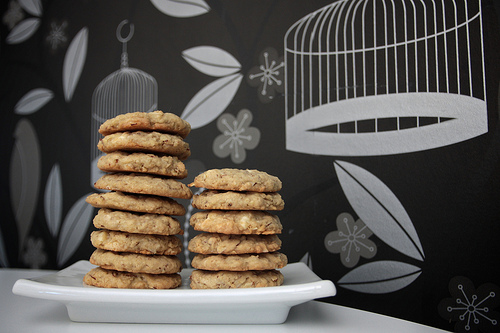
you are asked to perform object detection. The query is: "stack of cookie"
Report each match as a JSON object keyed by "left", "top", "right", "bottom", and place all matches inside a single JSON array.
[
  {"left": 188, "top": 168, "right": 287, "bottom": 289},
  {"left": 83, "top": 111, "right": 192, "bottom": 289}
]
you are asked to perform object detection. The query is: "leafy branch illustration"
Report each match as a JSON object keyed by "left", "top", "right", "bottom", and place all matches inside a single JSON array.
[
  {"left": 181, "top": 46, "right": 243, "bottom": 129},
  {"left": 44, "top": 164, "right": 94, "bottom": 267},
  {"left": 333, "top": 160, "right": 424, "bottom": 294},
  {"left": 6, "top": 26, "right": 88, "bottom": 267},
  {"left": 6, "top": 0, "right": 43, "bottom": 44},
  {"left": 150, "top": 0, "right": 210, "bottom": 18}
]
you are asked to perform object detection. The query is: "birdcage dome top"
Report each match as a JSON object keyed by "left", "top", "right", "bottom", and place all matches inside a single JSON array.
[
  {"left": 285, "top": 0, "right": 479, "bottom": 54},
  {"left": 283, "top": 0, "right": 486, "bottom": 157},
  {"left": 91, "top": 20, "right": 158, "bottom": 121}
]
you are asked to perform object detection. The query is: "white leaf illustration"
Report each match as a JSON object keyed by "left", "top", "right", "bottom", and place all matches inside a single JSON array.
[
  {"left": 181, "top": 73, "right": 242, "bottom": 129},
  {"left": 44, "top": 164, "right": 63, "bottom": 237},
  {"left": 63, "top": 27, "right": 88, "bottom": 102},
  {"left": 182, "top": 46, "right": 241, "bottom": 77},
  {"left": 9, "top": 119, "right": 41, "bottom": 252},
  {"left": 299, "top": 252, "right": 313, "bottom": 270},
  {"left": 57, "top": 193, "right": 94, "bottom": 267},
  {"left": 0, "top": 227, "right": 9, "bottom": 267},
  {"left": 15, "top": 88, "right": 53, "bottom": 115},
  {"left": 6, "top": 18, "right": 40, "bottom": 44},
  {"left": 334, "top": 160, "right": 425, "bottom": 261},
  {"left": 337, "top": 261, "right": 422, "bottom": 294},
  {"left": 150, "top": 0, "right": 210, "bottom": 18},
  {"left": 19, "top": 0, "right": 43, "bottom": 16}
]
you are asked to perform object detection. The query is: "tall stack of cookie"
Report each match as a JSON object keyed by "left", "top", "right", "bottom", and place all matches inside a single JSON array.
[
  {"left": 188, "top": 169, "right": 287, "bottom": 289},
  {"left": 83, "top": 111, "right": 192, "bottom": 289}
]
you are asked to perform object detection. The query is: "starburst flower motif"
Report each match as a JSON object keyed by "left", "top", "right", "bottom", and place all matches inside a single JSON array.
[
  {"left": 213, "top": 109, "right": 260, "bottom": 164},
  {"left": 22, "top": 237, "right": 47, "bottom": 269},
  {"left": 324, "top": 213, "right": 377, "bottom": 268},
  {"left": 438, "top": 276, "right": 499, "bottom": 333},
  {"left": 2, "top": 0, "right": 25, "bottom": 30},
  {"left": 247, "top": 47, "right": 284, "bottom": 103},
  {"left": 46, "top": 21, "right": 68, "bottom": 51}
]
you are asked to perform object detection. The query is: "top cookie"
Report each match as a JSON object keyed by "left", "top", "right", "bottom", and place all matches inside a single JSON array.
[
  {"left": 190, "top": 169, "right": 282, "bottom": 192},
  {"left": 99, "top": 111, "right": 191, "bottom": 138}
]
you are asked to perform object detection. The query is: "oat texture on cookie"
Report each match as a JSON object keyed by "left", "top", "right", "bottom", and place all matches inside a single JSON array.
[
  {"left": 84, "top": 111, "right": 191, "bottom": 289},
  {"left": 188, "top": 168, "right": 287, "bottom": 289}
]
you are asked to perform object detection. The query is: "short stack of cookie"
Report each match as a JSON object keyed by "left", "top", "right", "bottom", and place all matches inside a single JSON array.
[
  {"left": 83, "top": 111, "right": 192, "bottom": 289},
  {"left": 188, "top": 169, "right": 287, "bottom": 289}
]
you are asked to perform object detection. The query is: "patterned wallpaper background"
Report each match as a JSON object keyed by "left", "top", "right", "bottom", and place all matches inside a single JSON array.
[{"left": 1, "top": 0, "right": 500, "bottom": 331}]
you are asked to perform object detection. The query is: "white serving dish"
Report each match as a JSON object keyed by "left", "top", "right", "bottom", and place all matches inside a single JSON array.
[{"left": 12, "top": 260, "right": 336, "bottom": 324}]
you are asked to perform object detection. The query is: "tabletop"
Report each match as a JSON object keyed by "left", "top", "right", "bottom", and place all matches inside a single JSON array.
[{"left": 1, "top": 267, "right": 450, "bottom": 333}]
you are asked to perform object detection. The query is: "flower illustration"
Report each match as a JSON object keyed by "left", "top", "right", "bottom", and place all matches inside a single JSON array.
[
  {"left": 247, "top": 47, "right": 284, "bottom": 103},
  {"left": 324, "top": 213, "right": 377, "bottom": 268},
  {"left": 438, "top": 276, "right": 499, "bottom": 333},
  {"left": 46, "top": 20, "right": 68, "bottom": 51},
  {"left": 2, "top": 0, "right": 24, "bottom": 30},
  {"left": 213, "top": 109, "right": 260, "bottom": 164},
  {"left": 22, "top": 237, "right": 47, "bottom": 269}
]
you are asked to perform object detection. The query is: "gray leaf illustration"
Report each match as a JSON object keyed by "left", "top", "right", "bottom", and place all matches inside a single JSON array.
[
  {"left": 182, "top": 46, "right": 241, "bottom": 77},
  {"left": 334, "top": 160, "right": 425, "bottom": 261},
  {"left": 15, "top": 88, "right": 53, "bottom": 115},
  {"left": 10, "top": 119, "right": 41, "bottom": 253},
  {"left": 57, "top": 193, "right": 94, "bottom": 267},
  {"left": 44, "top": 164, "right": 62, "bottom": 237},
  {"left": 338, "top": 261, "right": 422, "bottom": 294},
  {"left": 0, "top": 227, "right": 9, "bottom": 267},
  {"left": 6, "top": 18, "right": 40, "bottom": 44},
  {"left": 181, "top": 73, "right": 243, "bottom": 129},
  {"left": 151, "top": 0, "right": 210, "bottom": 18},
  {"left": 63, "top": 27, "right": 88, "bottom": 102},
  {"left": 19, "top": 0, "right": 43, "bottom": 17}
]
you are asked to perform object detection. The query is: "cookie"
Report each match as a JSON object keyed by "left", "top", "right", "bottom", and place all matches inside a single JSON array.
[
  {"left": 86, "top": 191, "right": 186, "bottom": 216},
  {"left": 190, "top": 269, "right": 284, "bottom": 289},
  {"left": 93, "top": 208, "right": 183, "bottom": 235},
  {"left": 188, "top": 233, "right": 281, "bottom": 255},
  {"left": 83, "top": 267, "right": 181, "bottom": 289},
  {"left": 192, "top": 190, "right": 284, "bottom": 211},
  {"left": 91, "top": 230, "right": 182, "bottom": 255},
  {"left": 190, "top": 210, "right": 282, "bottom": 235},
  {"left": 94, "top": 173, "right": 192, "bottom": 199},
  {"left": 97, "top": 131, "right": 190, "bottom": 159},
  {"left": 89, "top": 248, "right": 182, "bottom": 274},
  {"left": 97, "top": 151, "right": 187, "bottom": 178},
  {"left": 98, "top": 111, "right": 191, "bottom": 138},
  {"left": 190, "top": 169, "right": 282, "bottom": 192},
  {"left": 191, "top": 252, "right": 288, "bottom": 271}
]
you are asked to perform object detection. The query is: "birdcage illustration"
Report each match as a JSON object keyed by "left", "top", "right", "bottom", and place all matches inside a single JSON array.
[
  {"left": 90, "top": 20, "right": 158, "bottom": 186},
  {"left": 284, "top": 0, "right": 487, "bottom": 156}
]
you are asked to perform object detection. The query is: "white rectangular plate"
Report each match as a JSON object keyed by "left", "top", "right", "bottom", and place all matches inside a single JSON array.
[{"left": 12, "top": 261, "right": 336, "bottom": 324}]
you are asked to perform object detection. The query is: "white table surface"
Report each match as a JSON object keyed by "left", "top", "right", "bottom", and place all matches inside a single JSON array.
[{"left": 1, "top": 268, "right": 450, "bottom": 333}]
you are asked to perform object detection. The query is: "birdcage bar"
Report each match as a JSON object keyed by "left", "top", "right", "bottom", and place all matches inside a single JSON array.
[
  {"left": 287, "top": 0, "right": 485, "bottom": 114},
  {"left": 90, "top": 20, "right": 158, "bottom": 184},
  {"left": 284, "top": 0, "right": 486, "bottom": 156}
]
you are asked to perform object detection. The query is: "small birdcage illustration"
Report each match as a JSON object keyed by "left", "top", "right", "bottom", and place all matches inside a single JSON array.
[
  {"left": 284, "top": 0, "right": 487, "bottom": 156},
  {"left": 90, "top": 20, "right": 158, "bottom": 186}
]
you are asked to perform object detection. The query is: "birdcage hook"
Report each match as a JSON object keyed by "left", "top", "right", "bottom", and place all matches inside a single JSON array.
[
  {"left": 117, "top": 19, "right": 134, "bottom": 43},
  {"left": 116, "top": 20, "right": 134, "bottom": 68}
]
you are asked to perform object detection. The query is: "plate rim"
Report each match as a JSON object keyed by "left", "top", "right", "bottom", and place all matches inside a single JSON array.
[{"left": 12, "top": 261, "right": 336, "bottom": 305}]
